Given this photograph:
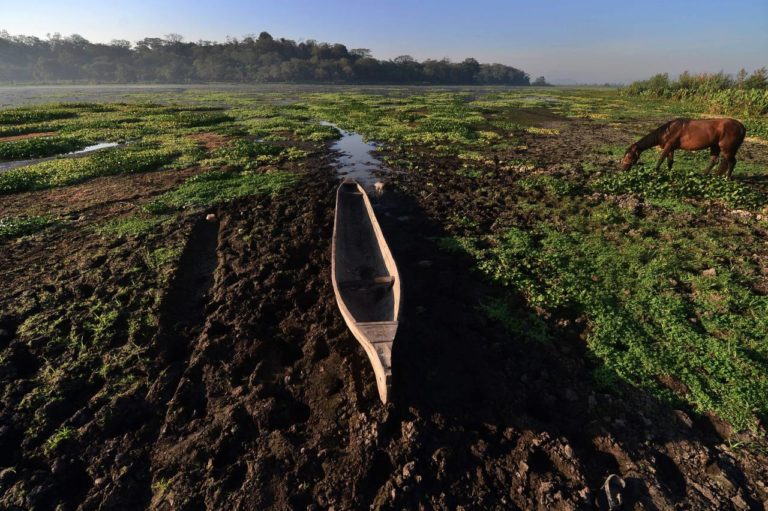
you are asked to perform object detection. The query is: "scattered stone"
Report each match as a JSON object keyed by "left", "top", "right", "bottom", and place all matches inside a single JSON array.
[
  {"left": 702, "top": 268, "right": 717, "bottom": 278},
  {"left": 598, "top": 474, "right": 625, "bottom": 511},
  {"left": 206, "top": 213, "right": 217, "bottom": 222},
  {"left": 730, "top": 209, "right": 752, "bottom": 219},
  {"left": 0, "top": 467, "right": 17, "bottom": 485},
  {"left": 402, "top": 461, "right": 416, "bottom": 479},
  {"left": 731, "top": 493, "right": 748, "bottom": 510},
  {"left": 673, "top": 409, "right": 694, "bottom": 428}
]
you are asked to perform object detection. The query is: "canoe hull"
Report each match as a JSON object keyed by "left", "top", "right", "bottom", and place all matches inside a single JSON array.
[{"left": 331, "top": 179, "right": 400, "bottom": 403}]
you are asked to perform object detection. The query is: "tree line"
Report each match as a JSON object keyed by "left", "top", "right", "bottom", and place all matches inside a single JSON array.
[{"left": 0, "top": 31, "right": 531, "bottom": 85}]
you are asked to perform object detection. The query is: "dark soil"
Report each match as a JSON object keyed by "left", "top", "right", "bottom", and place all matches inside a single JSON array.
[{"left": 1, "top": 119, "right": 767, "bottom": 510}]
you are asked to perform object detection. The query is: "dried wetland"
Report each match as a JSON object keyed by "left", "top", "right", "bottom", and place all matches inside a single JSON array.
[{"left": 1, "top": 85, "right": 767, "bottom": 510}]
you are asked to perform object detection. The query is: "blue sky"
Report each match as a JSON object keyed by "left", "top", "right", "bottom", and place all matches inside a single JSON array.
[{"left": 1, "top": 0, "right": 766, "bottom": 83}]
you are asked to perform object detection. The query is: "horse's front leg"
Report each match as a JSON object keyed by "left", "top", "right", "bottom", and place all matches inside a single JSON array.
[
  {"left": 667, "top": 151, "right": 674, "bottom": 171},
  {"left": 655, "top": 146, "right": 672, "bottom": 172}
]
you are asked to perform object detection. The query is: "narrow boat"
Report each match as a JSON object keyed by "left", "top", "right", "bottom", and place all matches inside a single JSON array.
[{"left": 331, "top": 178, "right": 401, "bottom": 404}]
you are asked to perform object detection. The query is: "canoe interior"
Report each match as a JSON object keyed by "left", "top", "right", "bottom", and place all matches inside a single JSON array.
[{"left": 334, "top": 182, "right": 396, "bottom": 323}]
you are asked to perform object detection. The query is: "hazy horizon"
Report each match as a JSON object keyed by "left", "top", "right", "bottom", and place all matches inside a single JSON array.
[{"left": 2, "top": 0, "right": 766, "bottom": 84}]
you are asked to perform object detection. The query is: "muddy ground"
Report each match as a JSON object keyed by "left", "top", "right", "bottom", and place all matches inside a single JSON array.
[{"left": 1, "top": 114, "right": 768, "bottom": 511}]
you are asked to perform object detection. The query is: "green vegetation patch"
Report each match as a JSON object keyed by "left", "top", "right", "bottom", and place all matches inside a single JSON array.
[
  {"left": 453, "top": 220, "right": 768, "bottom": 431},
  {"left": 0, "top": 136, "right": 90, "bottom": 161},
  {"left": 96, "top": 215, "right": 171, "bottom": 237},
  {"left": 0, "top": 146, "right": 180, "bottom": 195},
  {"left": 146, "top": 169, "right": 298, "bottom": 212},
  {"left": 0, "top": 215, "right": 54, "bottom": 240},
  {"left": 597, "top": 164, "right": 765, "bottom": 209},
  {"left": 43, "top": 426, "right": 76, "bottom": 456},
  {"left": 0, "top": 107, "right": 77, "bottom": 125}
]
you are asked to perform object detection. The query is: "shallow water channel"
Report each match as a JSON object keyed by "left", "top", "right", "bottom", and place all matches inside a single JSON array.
[
  {"left": 0, "top": 141, "right": 120, "bottom": 172},
  {"left": 321, "top": 121, "right": 387, "bottom": 190}
]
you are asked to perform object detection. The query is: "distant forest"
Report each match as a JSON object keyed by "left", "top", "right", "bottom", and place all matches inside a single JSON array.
[{"left": 0, "top": 31, "right": 532, "bottom": 85}]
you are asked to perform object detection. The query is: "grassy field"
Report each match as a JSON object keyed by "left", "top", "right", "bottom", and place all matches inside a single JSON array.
[
  {"left": 1, "top": 87, "right": 766, "bottom": 429},
  {"left": 1, "top": 85, "right": 767, "bottom": 509}
]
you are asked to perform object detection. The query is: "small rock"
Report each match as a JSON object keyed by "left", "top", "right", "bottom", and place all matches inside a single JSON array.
[
  {"left": 206, "top": 213, "right": 217, "bottom": 222},
  {"left": 0, "top": 467, "right": 17, "bottom": 485},
  {"left": 417, "top": 260, "right": 433, "bottom": 269},
  {"left": 702, "top": 268, "right": 717, "bottom": 278},
  {"left": 94, "top": 477, "right": 105, "bottom": 486},
  {"left": 402, "top": 461, "right": 416, "bottom": 479},
  {"left": 730, "top": 209, "right": 752, "bottom": 219},
  {"left": 673, "top": 409, "right": 694, "bottom": 428},
  {"left": 731, "top": 493, "right": 749, "bottom": 510},
  {"left": 396, "top": 215, "right": 410, "bottom": 222}
]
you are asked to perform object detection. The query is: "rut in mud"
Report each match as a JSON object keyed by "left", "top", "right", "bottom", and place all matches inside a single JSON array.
[{"left": 155, "top": 216, "right": 221, "bottom": 362}]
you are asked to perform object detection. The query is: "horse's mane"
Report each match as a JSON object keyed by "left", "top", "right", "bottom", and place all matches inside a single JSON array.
[{"left": 634, "top": 118, "right": 686, "bottom": 151}]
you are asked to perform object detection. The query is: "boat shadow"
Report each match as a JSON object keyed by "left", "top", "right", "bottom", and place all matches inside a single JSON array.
[{"left": 371, "top": 187, "right": 762, "bottom": 510}]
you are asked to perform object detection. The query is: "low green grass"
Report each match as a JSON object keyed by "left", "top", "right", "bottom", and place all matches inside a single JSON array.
[
  {"left": 596, "top": 152, "right": 766, "bottom": 209},
  {"left": 0, "top": 136, "right": 90, "bottom": 161},
  {"left": 0, "top": 146, "right": 180, "bottom": 195},
  {"left": 448, "top": 214, "right": 768, "bottom": 431},
  {"left": 0, "top": 107, "right": 77, "bottom": 125},
  {"left": 145, "top": 169, "right": 299, "bottom": 213},
  {"left": 43, "top": 425, "right": 75, "bottom": 456},
  {"left": 95, "top": 215, "right": 171, "bottom": 237},
  {"left": 0, "top": 215, "right": 54, "bottom": 240}
]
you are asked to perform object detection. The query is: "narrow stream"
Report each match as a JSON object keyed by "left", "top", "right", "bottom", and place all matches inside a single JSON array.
[
  {"left": 322, "top": 121, "right": 387, "bottom": 189},
  {"left": 0, "top": 142, "right": 120, "bottom": 172}
]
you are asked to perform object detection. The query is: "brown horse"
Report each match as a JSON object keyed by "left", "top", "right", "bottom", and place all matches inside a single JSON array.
[{"left": 621, "top": 118, "right": 746, "bottom": 179}]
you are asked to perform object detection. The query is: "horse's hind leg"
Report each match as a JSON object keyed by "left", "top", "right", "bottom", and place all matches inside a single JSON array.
[
  {"left": 704, "top": 146, "right": 720, "bottom": 175},
  {"left": 667, "top": 151, "right": 674, "bottom": 171},
  {"left": 726, "top": 155, "right": 737, "bottom": 180},
  {"left": 716, "top": 154, "right": 731, "bottom": 178}
]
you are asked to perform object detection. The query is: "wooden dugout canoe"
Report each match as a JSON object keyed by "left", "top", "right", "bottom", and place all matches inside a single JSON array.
[{"left": 331, "top": 179, "right": 401, "bottom": 404}]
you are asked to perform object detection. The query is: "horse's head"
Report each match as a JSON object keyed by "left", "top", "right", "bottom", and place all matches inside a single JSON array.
[{"left": 621, "top": 144, "right": 640, "bottom": 171}]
